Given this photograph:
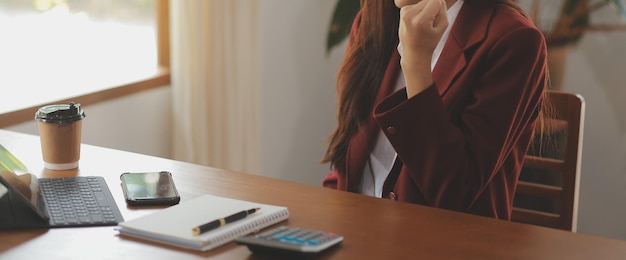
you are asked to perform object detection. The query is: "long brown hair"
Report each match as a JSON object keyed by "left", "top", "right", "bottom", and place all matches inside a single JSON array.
[
  {"left": 321, "top": 0, "right": 399, "bottom": 172},
  {"left": 321, "top": 0, "right": 550, "bottom": 172}
]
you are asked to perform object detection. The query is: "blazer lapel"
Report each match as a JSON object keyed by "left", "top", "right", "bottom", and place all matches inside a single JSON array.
[{"left": 433, "top": 2, "right": 493, "bottom": 96}]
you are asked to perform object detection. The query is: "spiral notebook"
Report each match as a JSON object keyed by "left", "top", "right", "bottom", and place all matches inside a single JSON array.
[{"left": 117, "top": 194, "right": 289, "bottom": 251}]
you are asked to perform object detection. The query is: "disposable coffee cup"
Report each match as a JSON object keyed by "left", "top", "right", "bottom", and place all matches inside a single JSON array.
[{"left": 35, "top": 102, "right": 86, "bottom": 170}]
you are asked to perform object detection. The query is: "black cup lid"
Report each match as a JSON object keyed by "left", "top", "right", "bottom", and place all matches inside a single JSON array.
[{"left": 35, "top": 102, "right": 86, "bottom": 123}]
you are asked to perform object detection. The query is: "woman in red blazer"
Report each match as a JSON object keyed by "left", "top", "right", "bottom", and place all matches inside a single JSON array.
[{"left": 322, "top": 0, "right": 548, "bottom": 220}]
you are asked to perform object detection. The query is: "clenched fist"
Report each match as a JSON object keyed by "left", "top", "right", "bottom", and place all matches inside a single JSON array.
[{"left": 398, "top": 0, "right": 449, "bottom": 97}]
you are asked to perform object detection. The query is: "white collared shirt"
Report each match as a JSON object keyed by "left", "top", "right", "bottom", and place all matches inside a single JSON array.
[{"left": 360, "top": 0, "right": 464, "bottom": 198}]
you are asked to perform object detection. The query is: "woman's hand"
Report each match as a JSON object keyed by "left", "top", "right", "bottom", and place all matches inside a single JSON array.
[{"left": 398, "top": 0, "right": 448, "bottom": 98}]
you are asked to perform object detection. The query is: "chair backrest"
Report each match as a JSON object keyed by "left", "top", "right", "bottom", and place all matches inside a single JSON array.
[{"left": 512, "top": 90, "right": 585, "bottom": 232}]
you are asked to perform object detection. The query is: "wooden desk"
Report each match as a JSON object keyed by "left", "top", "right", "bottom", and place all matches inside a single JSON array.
[{"left": 0, "top": 129, "right": 625, "bottom": 259}]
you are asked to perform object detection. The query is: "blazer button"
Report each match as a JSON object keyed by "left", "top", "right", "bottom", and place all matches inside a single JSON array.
[
  {"left": 389, "top": 191, "right": 397, "bottom": 200},
  {"left": 386, "top": 126, "right": 397, "bottom": 135}
]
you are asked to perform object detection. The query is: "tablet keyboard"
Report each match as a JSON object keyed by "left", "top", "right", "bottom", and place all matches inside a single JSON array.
[{"left": 39, "top": 176, "right": 124, "bottom": 227}]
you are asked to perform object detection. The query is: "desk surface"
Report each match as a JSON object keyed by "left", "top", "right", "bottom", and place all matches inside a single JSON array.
[{"left": 1, "top": 129, "right": 625, "bottom": 260}]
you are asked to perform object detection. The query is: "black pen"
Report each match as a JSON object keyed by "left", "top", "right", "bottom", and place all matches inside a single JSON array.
[{"left": 192, "top": 208, "right": 260, "bottom": 235}]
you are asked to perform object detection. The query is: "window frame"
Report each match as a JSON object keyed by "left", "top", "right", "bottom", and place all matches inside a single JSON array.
[{"left": 0, "top": 0, "right": 171, "bottom": 128}]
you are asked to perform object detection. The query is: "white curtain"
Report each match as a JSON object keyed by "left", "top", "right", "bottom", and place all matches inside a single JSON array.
[{"left": 170, "top": 0, "right": 260, "bottom": 174}]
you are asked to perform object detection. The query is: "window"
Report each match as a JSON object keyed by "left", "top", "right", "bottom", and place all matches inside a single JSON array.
[{"left": 0, "top": 0, "right": 166, "bottom": 111}]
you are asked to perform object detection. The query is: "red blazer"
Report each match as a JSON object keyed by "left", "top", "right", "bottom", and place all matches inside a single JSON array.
[{"left": 323, "top": 2, "right": 547, "bottom": 220}]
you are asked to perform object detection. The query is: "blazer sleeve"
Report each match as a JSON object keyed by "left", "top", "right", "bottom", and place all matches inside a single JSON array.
[
  {"left": 323, "top": 170, "right": 339, "bottom": 189},
  {"left": 373, "top": 26, "right": 547, "bottom": 211}
]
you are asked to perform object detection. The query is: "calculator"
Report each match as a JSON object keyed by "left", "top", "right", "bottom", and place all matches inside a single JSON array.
[{"left": 236, "top": 226, "right": 343, "bottom": 255}]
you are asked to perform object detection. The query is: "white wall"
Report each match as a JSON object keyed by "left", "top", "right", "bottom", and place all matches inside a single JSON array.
[
  {"left": 5, "top": 86, "right": 172, "bottom": 159},
  {"left": 258, "top": 0, "right": 342, "bottom": 185},
  {"left": 563, "top": 36, "right": 626, "bottom": 240},
  {"left": 532, "top": 3, "right": 626, "bottom": 240},
  {"left": 5, "top": 0, "right": 626, "bottom": 241}
]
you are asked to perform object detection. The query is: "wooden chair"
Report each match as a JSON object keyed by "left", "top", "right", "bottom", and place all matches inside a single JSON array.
[{"left": 512, "top": 90, "right": 585, "bottom": 232}]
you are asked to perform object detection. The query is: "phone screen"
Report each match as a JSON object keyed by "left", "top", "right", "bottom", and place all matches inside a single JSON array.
[{"left": 120, "top": 171, "right": 180, "bottom": 206}]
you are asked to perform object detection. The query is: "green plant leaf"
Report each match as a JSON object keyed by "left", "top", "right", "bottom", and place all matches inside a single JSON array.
[
  {"left": 608, "top": 0, "right": 626, "bottom": 18},
  {"left": 326, "top": 0, "right": 360, "bottom": 55}
]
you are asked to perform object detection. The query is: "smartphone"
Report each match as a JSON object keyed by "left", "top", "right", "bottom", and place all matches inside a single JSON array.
[{"left": 120, "top": 171, "right": 180, "bottom": 206}]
